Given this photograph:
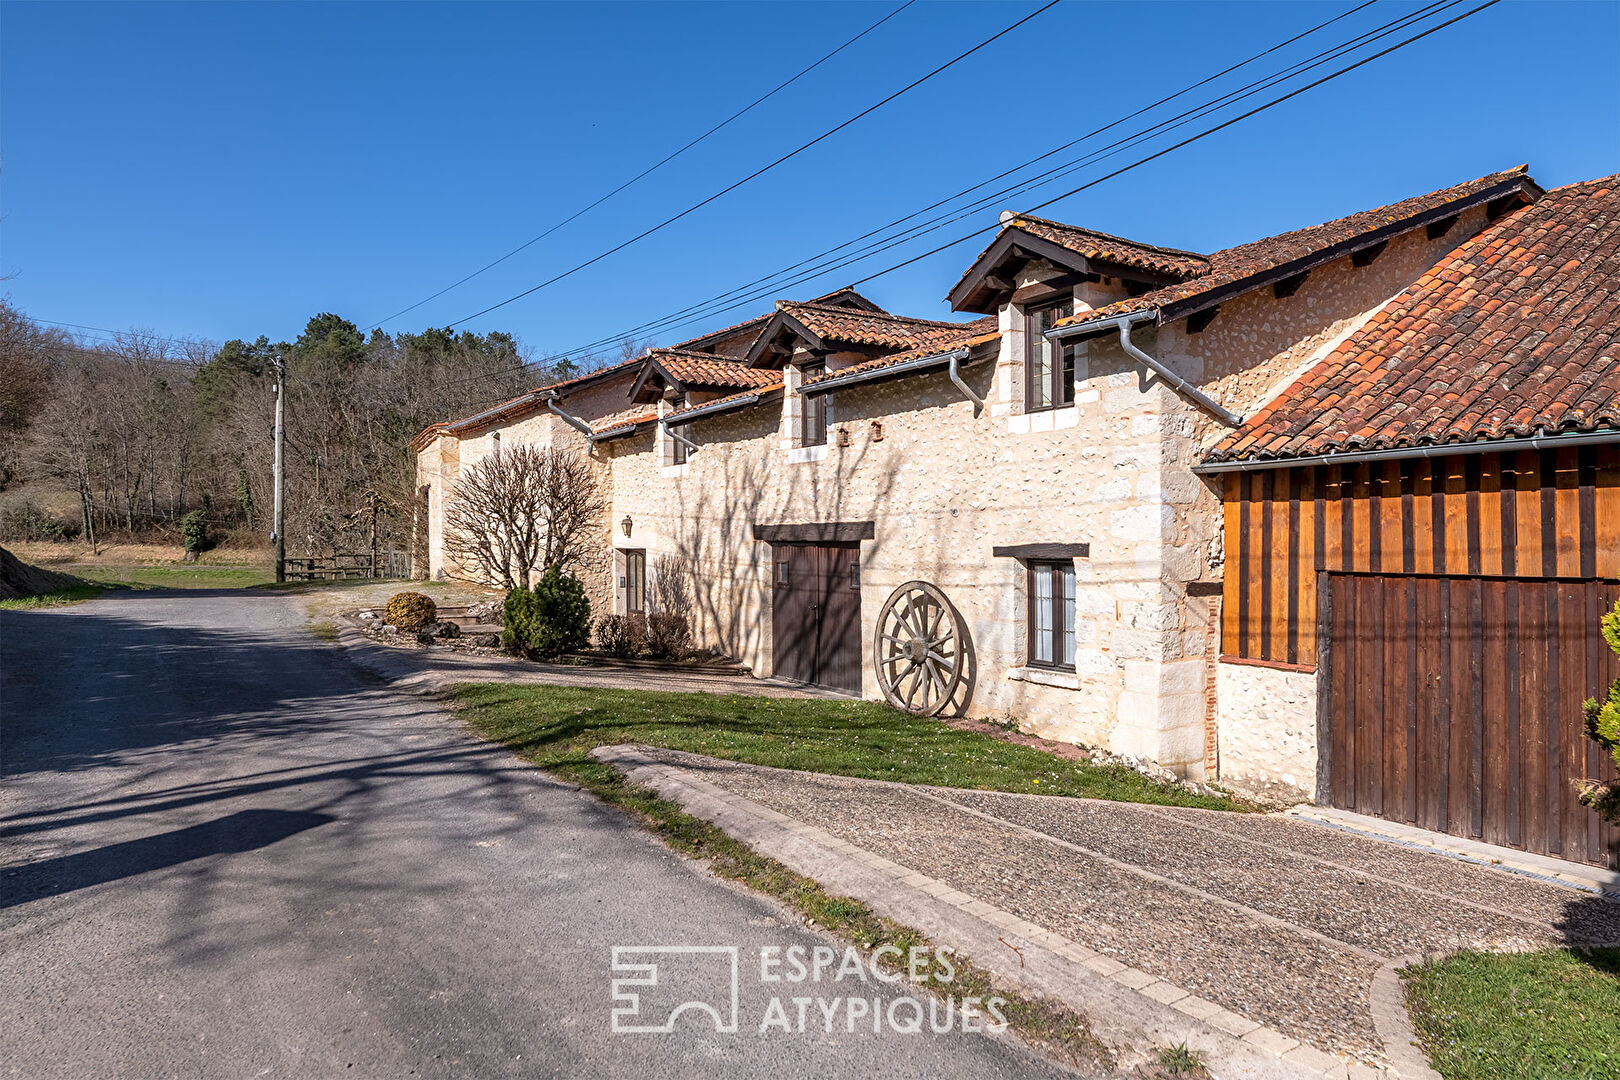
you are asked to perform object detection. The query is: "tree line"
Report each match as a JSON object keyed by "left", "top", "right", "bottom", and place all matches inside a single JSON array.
[{"left": 0, "top": 299, "right": 595, "bottom": 559}]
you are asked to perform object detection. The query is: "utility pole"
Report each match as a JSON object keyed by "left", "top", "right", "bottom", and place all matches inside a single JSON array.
[{"left": 272, "top": 350, "right": 286, "bottom": 583}]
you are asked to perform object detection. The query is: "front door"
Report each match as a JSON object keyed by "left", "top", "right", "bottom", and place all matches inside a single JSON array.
[{"left": 771, "top": 543, "right": 861, "bottom": 693}]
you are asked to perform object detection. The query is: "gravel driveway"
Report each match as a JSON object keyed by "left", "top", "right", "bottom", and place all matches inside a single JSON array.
[{"left": 626, "top": 751, "right": 1620, "bottom": 1065}]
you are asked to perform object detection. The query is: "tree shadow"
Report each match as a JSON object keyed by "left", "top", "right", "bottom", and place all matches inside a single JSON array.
[{"left": 1, "top": 808, "right": 333, "bottom": 909}]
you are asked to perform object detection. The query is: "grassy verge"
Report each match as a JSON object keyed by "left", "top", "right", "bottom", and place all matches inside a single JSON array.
[
  {"left": 1403, "top": 948, "right": 1620, "bottom": 1080},
  {"left": 552, "top": 757, "right": 1112, "bottom": 1070},
  {"left": 73, "top": 563, "right": 276, "bottom": 590},
  {"left": 455, "top": 683, "right": 1245, "bottom": 810},
  {"left": 0, "top": 583, "right": 106, "bottom": 610}
]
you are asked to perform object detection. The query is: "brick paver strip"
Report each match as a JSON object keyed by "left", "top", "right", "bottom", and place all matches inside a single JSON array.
[{"left": 591, "top": 745, "right": 1372, "bottom": 1080}]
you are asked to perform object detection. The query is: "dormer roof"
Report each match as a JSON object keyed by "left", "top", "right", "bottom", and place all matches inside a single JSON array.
[
  {"left": 629, "top": 348, "right": 782, "bottom": 403},
  {"left": 948, "top": 215, "right": 1208, "bottom": 314},
  {"left": 744, "top": 301, "right": 984, "bottom": 367},
  {"left": 669, "top": 287, "right": 886, "bottom": 358}
]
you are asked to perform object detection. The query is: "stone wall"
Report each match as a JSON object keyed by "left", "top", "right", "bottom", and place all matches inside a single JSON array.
[
  {"left": 1215, "top": 660, "right": 1318, "bottom": 801},
  {"left": 414, "top": 214, "right": 1480, "bottom": 781}
]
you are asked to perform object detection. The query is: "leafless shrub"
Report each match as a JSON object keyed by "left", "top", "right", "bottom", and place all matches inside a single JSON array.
[{"left": 442, "top": 443, "right": 603, "bottom": 589}]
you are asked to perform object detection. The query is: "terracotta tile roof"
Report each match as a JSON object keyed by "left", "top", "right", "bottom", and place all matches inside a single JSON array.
[
  {"left": 409, "top": 422, "right": 450, "bottom": 453},
  {"left": 671, "top": 287, "right": 885, "bottom": 354},
  {"left": 1207, "top": 175, "right": 1620, "bottom": 465},
  {"left": 646, "top": 349, "right": 781, "bottom": 389},
  {"left": 530, "top": 355, "right": 644, "bottom": 396},
  {"left": 801, "top": 317, "right": 1000, "bottom": 389},
  {"left": 1054, "top": 166, "right": 1538, "bottom": 334},
  {"left": 443, "top": 389, "right": 546, "bottom": 435},
  {"left": 589, "top": 407, "right": 659, "bottom": 438},
  {"left": 1004, "top": 215, "right": 1209, "bottom": 278},
  {"left": 665, "top": 383, "right": 784, "bottom": 423},
  {"left": 778, "top": 301, "right": 981, "bottom": 350}
]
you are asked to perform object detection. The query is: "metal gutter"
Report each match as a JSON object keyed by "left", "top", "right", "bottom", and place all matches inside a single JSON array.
[
  {"left": 543, "top": 392, "right": 595, "bottom": 438},
  {"left": 668, "top": 391, "right": 763, "bottom": 424},
  {"left": 1046, "top": 310, "right": 1240, "bottom": 427},
  {"left": 662, "top": 417, "right": 701, "bottom": 456},
  {"left": 947, "top": 351, "right": 985, "bottom": 412},
  {"left": 1194, "top": 428, "right": 1620, "bottom": 474},
  {"left": 800, "top": 347, "right": 972, "bottom": 398}
]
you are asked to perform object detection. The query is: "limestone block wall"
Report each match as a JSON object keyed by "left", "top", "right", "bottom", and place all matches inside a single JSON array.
[
  {"left": 416, "top": 434, "right": 459, "bottom": 580},
  {"left": 421, "top": 373, "right": 631, "bottom": 611},
  {"left": 602, "top": 309, "right": 1218, "bottom": 772},
  {"left": 1215, "top": 660, "right": 1319, "bottom": 801}
]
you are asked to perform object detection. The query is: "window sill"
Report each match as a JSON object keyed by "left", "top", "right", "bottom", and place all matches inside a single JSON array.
[
  {"left": 1007, "top": 666, "right": 1080, "bottom": 690},
  {"left": 661, "top": 462, "right": 690, "bottom": 478},
  {"left": 1006, "top": 407, "right": 1079, "bottom": 435},
  {"left": 787, "top": 444, "right": 829, "bottom": 464}
]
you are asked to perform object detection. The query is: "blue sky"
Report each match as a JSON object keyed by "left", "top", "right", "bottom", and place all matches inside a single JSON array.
[{"left": 2, "top": 0, "right": 1617, "bottom": 361}]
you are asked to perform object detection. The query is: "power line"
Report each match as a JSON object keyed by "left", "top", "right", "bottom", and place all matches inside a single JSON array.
[
  {"left": 429, "top": 0, "right": 1412, "bottom": 395},
  {"left": 367, "top": 1, "right": 918, "bottom": 330},
  {"left": 543, "top": 0, "right": 1416, "bottom": 362},
  {"left": 441, "top": 0, "right": 1066, "bottom": 329},
  {"left": 849, "top": 0, "right": 1502, "bottom": 287},
  {"left": 431, "top": 0, "right": 1476, "bottom": 397}
]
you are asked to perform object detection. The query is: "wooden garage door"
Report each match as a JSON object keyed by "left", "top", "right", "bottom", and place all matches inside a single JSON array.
[
  {"left": 1320, "top": 573, "right": 1620, "bottom": 869},
  {"left": 771, "top": 543, "right": 861, "bottom": 694}
]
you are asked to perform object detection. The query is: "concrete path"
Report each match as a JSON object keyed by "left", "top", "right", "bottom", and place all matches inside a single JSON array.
[
  {"left": 595, "top": 747, "right": 1620, "bottom": 1078},
  {"left": 0, "top": 590, "right": 1073, "bottom": 1079}
]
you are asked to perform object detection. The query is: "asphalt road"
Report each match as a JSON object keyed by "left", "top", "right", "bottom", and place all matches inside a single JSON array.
[{"left": 0, "top": 590, "right": 1074, "bottom": 1079}]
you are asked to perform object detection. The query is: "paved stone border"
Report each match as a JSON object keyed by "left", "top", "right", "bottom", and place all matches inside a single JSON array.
[
  {"left": 1289, "top": 806, "right": 1620, "bottom": 900},
  {"left": 1368, "top": 958, "right": 1442, "bottom": 1080},
  {"left": 593, "top": 744, "right": 1413, "bottom": 1080}
]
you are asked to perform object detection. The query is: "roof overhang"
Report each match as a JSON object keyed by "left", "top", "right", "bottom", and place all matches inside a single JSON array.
[
  {"left": 1156, "top": 174, "right": 1545, "bottom": 330},
  {"left": 1195, "top": 427, "right": 1620, "bottom": 474},
  {"left": 665, "top": 385, "right": 784, "bottom": 426},
  {"left": 947, "top": 226, "right": 1185, "bottom": 315},
  {"left": 800, "top": 345, "right": 987, "bottom": 398}
]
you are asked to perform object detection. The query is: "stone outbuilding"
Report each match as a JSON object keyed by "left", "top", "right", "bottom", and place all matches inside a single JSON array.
[{"left": 414, "top": 165, "right": 1617, "bottom": 848}]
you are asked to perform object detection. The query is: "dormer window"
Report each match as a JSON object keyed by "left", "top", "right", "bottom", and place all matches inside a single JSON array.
[
  {"left": 1025, "top": 299, "right": 1075, "bottom": 412},
  {"left": 669, "top": 422, "right": 689, "bottom": 465},
  {"left": 800, "top": 361, "right": 827, "bottom": 447}
]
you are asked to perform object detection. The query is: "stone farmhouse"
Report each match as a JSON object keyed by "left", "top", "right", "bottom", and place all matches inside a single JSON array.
[{"left": 415, "top": 166, "right": 1620, "bottom": 867}]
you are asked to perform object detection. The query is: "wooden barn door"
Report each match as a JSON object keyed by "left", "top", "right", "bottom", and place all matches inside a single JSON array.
[
  {"left": 771, "top": 543, "right": 862, "bottom": 693},
  {"left": 1320, "top": 573, "right": 1620, "bottom": 869}
]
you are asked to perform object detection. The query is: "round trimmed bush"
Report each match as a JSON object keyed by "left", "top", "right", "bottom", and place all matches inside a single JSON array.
[{"left": 385, "top": 591, "right": 437, "bottom": 631}]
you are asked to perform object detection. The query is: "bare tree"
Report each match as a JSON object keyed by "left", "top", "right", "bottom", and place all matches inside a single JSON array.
[{"left": 442, "top": 444, "right": 603, "bottom": 589}]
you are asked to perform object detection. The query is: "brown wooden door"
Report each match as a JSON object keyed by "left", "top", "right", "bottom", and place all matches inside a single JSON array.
[
  {"left": 771, "top": 543, "right": 861, "bottom": 693},
  {"left": 1320, "top": 573, "right": 1620, "bottom": 869}
]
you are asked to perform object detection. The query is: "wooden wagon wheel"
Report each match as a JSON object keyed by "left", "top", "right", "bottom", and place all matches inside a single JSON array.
[{"left": 874, "top": 581, "right": 965, "bottom": 716}]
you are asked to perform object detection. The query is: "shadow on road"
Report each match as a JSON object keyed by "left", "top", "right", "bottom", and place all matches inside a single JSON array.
[{"left": 1, "top": 808, "right": 335, "bottom": 909}]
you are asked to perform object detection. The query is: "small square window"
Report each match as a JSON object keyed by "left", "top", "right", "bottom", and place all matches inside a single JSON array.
[
  {"left": 777, "top": 560, "right": 790, "bottom": 586},
  {"left": 849, "top": 558, "right": 860, "bottom": 591}
]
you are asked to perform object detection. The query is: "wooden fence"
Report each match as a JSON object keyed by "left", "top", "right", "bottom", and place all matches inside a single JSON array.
[{"left": 279, "top": 551, "right": 410, "bottom": 581}]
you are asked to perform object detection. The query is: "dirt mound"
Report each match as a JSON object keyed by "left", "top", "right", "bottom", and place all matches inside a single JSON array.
[{"left": 0, "top": 545, "right": 88, "bottom": 600}]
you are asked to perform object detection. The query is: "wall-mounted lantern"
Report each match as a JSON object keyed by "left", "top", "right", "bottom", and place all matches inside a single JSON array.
[{"left": 621, "top": 515, "right": 633, "bottom": 538}]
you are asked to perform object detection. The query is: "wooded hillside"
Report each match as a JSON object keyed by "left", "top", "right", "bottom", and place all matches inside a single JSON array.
[{"left": 0, "top": 300, "right": 587, "bottom": 560}]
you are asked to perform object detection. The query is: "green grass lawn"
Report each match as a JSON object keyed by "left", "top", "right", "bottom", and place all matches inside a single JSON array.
[
  {"left": 455, "top": 683, "right": 1245, "bottom": 810},
  {"left": 72, "top": 563, "right": 277, "bottom": 590},
  {"left": 1404, "top": 948, "right": 1620, "bottom": 1080},
  {"left": 0, "top": 583, "right": 106, "bottom": 610}
]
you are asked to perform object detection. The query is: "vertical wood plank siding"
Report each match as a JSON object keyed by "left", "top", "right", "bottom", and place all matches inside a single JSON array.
[{"left": 1222, "top": 446, "right": 1620, "bottom": 666}]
